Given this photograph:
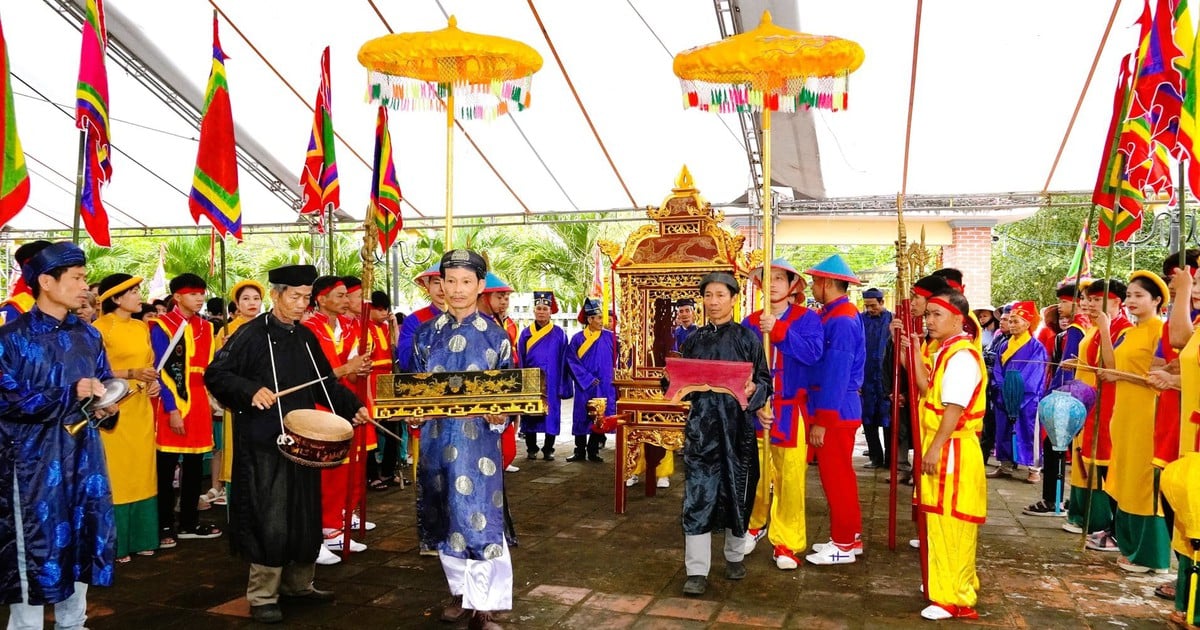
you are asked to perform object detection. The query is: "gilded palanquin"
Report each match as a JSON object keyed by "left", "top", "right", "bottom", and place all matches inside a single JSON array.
[{"left": 599, "top": 166, "right": 753, "bottom": 513}]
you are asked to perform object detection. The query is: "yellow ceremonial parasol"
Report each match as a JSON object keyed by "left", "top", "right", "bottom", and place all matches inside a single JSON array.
[
  {"left": 672, "top": 11, "right": 863, "bottom": 347},
  {"left": 358, "top": 16, "right": 543, "bottom": 245},
  {"left": 1162, "top": 452, "right": 1200, "bottom": 623}
]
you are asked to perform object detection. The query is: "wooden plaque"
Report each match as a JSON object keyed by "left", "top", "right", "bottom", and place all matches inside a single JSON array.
[
  {"left": 663, "top": 357, "right": 752, "bottom": 409},
  {"left": 374, "top": 368, "right": 546, "bottom": 418}
]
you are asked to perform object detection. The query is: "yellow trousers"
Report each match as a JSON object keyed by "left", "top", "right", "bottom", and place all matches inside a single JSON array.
[
  {"left": 748, "top": 438, "right": 808, "bottom": 553},
  {"left": 632, "top": 445, "right": 675, "bottom": 477},
  {"left": 926, "top": 512, "right": 980, "bottom": 609}
]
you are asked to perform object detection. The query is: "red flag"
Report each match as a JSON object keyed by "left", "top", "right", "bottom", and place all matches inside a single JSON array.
[
  {"left": 299, "top": 47, "right": 338, "bottom": 232},
  {"left": 75, "top": 0, "right": 111, "bottom": 246},
  {"left": 188, "top": 15, "right": 242, "bottom": 240}
]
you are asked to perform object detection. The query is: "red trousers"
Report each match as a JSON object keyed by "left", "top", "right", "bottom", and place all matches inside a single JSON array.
[
  {"left": 501, "top": 423, "right": 517, "bottom": 468},
  {"left": 322, "top": 461, "right": 365, "bottom": 530},
  {"left": 814, "top": 421, "right": 863, "bottom": 545}
]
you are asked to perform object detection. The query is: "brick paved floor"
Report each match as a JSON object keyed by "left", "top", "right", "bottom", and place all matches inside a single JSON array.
[{"left": 1, "top": 431, "right": 1178, "bottom": 629}]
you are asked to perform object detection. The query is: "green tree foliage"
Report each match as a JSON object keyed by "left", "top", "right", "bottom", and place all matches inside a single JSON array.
[{"left": 991, "top": 200, "right": 1170, "bottom": 306}]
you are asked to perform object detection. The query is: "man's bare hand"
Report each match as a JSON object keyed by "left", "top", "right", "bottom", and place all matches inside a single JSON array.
[
  {"left": 1171, "top": 266, "right": 1193, "bottom": 295},
  {"left": 744, "top": 379, "right": 757, "bottom": 399},
  {"left": 808, "top": 424, "right": 826, "bottom": 448},
  {"left": 168, "top": 410, "right": 185, "bottom": 435},
  {"left": 76, "top": 378, "right": 106, "bottom": 401},
  {"left": 352, "top": 407, "right": 371, "bottom": 426},
  {"left": 922, "top": 442, "right": 943, "bottom": 476},
  {"left": 484, "top": 414, "right": 506, "bottom": 426},
  {"left": 756, "top": 405, "right": 773, "bottom": 429},
  {"left": 760, "top": 312, "right": 776, "bottom": 335},
  {"left": 251, "top": 387, "right": 277, "bottom": 410},
  {"left": 132, "top": 367, "right": 158, "bottom": 383}
]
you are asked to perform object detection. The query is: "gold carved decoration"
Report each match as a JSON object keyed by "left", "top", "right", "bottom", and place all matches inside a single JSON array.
[
  {"left": 374, "top": 368, "right": 546, "bottom": 418},
  {"left": 607, "top": 166, "right": 751, "bottom": 513}
]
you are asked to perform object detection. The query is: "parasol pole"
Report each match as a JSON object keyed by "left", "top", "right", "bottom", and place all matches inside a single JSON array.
[
  {"left": 759, "top": 107, "right": 774, "bottom": 500},
  {"left": 445, "top": 89, "right": 455, "bottom": 248}
]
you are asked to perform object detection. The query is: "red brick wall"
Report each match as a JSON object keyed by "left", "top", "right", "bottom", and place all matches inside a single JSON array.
[{"left": 941, "top": 223, "right": 993, "bottom": 308}]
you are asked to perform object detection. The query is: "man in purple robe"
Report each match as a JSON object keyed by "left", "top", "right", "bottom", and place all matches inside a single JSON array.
[
  {"left": 517, "top": 291, "right": 574, "bottom": 460},
  {"left": 565, "top": 298, "right": 616, "bottom": 463},
  {"left": 989, "top": 300, "right": 1047, "bottom": 477}
]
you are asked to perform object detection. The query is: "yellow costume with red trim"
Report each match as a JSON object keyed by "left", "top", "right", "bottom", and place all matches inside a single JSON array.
[
  {"left": 216, "top": 313, "right": 254, "bottom": 482},
  {"left": 151, "top": 308, "right": 215, "bottom": 453},
  {"left": 919, "top": 333, "right": 987, "bottom": 612}
]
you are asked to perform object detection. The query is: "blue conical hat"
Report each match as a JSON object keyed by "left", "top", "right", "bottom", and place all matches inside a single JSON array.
[
  {"left": 413, "top": 262, "right": 441, "bottom": 285},
  {"left": 482, "top": 272, "right": 513, "bottom": 294},
  {"left": 750, "top": 257, "right": 803, "bottom": 285},
  {"left": 805, "top": 254, "right": 861, "bottom": 285}
]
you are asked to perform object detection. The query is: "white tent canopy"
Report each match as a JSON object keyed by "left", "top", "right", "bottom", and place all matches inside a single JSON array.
[{"left": 1, "top": 0, "right": 1149, "bottom": 234}]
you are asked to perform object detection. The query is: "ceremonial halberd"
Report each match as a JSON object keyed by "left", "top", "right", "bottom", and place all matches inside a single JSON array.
[{"left": 598, "top": 166, "right": 756, "bottom": 513}]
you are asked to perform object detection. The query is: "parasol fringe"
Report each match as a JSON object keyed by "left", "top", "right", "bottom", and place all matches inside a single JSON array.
[
  {"left": 676, "top": 74, "right": 850, "bottom": 113},
  {"left": 364, "top": 71, "right": 533, "bottom": 118}
]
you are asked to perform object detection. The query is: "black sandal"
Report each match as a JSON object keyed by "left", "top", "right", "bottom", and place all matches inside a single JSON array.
[
  {"left": 1154, "top": 582, "right": 1176, "bottom": 600},
  {"left": 177, "top": 524, "right": 222, "bottom": 540},
  {"left": 368, "top": 478, "right": 389, "bottom": 491}
]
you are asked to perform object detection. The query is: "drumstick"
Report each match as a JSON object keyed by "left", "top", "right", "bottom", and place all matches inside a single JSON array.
[
  {"left": 364, "top": 417, "right": 405, "bottom": 443},
  {"left": 275, "top": 375, "right": 333, "bottom": 398}
]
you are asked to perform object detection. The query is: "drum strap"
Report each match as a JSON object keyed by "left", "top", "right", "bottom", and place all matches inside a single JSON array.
[
  {"left": 266, "top": 326, "right": 289, "bottom": 446},
  {"left": 303, "top": 341, "right": 337, "bottom": 412}
]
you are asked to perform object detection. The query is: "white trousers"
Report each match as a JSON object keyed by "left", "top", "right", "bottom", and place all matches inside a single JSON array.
[{"left": 439, "top": 540, "right": 513, "bottom": 612}]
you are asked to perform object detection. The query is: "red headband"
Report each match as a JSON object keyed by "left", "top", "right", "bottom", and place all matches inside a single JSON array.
[
  {"left": 946, "top": 280, "right": 964, "bottom": 291},
  {"left": 927, "top": 296, "right": 961, "bottom": 317},
  {"left": 912, "top": 286, "right": 932, "bottom": 298},
  {"left": 316, "top": 281, "right": 345, "bottom": 299},
  {"left": 174, "top": 287, "right": 205, "bottom": 296}
]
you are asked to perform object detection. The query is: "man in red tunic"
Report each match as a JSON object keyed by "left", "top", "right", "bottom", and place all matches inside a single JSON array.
[
  {"left": 301, "top": 276, "right": 371, "bottom": 559},
  {"left": 152, "top": 273, "right": 220, "bottom": 546}
]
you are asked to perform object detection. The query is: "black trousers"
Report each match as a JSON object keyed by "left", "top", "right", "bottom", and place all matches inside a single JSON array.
[
  {"left": 366, "top": 420, "right": 406, "bottom": 480},
  {"left": 864, "top": 424, "right": 893, "bottom": 466},
  {"left": 156, "top": 452, "right": 204, "bottom": 533},
  {"left": 572, "top": 433, "right": 604, "bottom": 456},
  {"left": 525, "top": 433, "right": 555, "bottom": 454},
  {"left": 1041, "top": 436, "right": 1066, "bottom": 505}
]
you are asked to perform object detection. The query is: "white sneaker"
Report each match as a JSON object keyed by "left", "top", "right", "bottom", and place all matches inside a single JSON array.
[
  {"left": 349, "top": 514, "right": 377, "bottom": 531},
  {"left": 811, "top": 535, "right": 864, "bottom": 556},
  {"left": 656, "top": 477, "right": 670, "bottom": 488},
  {"left": 920, "top": 604, "right": 951, "bottom": 620},
  {"left": 324, "top": 532, "right": 367, "bottom": 552},
  {"left": 805, "top": 542, "right": 857, "bottom": 565},
  {"left": 625, "top": 475, "right": 640, "bottom": 488},
  {"left": 1061, "top": 521, "right": 1083, "bottom": 534},
  {"left": 316, "top": 545, "right": 342, "bottom": 565},
  {"left": 909, "top": 538, "right": 920, "bottom": 549},
  {"left": 505, "top": 465, "right": 519, "bottom": 472}
]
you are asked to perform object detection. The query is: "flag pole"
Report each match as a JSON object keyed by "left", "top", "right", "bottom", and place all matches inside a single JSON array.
[{"left": 71, "top": 128, "right": 87, "bottom": 244}]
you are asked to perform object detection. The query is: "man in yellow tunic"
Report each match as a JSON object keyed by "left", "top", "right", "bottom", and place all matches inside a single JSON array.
[
  {"left": 94, "top": 273, "right": 162, "bottom": 563},
  {"left": 1098, "top": 271, "right": 1170, "bottom": 573},
  {"left": 906, "top": 290, "right": 986, "bottom": 621}
]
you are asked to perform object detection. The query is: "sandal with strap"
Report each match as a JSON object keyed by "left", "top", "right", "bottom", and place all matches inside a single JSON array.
[
  {"left": 178, "top": 524, "right": 223, "bottom": 540},
  {"left": 368, "top": 478, "right": 389, "bottom": 491}
]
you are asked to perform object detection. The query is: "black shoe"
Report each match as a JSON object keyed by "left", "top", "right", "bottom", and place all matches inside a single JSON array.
[
  {"left": 526, "top": 452, "right": 539, "bottom": 460},
  {"left": 587, "top": 454, "right": 604, "bottom": 463},
  {"left": 566, "top": 451, "right": 586, "bottom": 462},
  {"left": 863, "top": 461, "right": 884, "bottom": 469},
  {"left": 725, "top": 561, "right": 746, "bottom": 580},
  {"left": 280, "top": 588, "right": 335, "bottom": 602},
  {"left": 543, "top": 452, "right": 555, "bottom": 461},
  {"left": 682, "top": 575, "right": 707, "bottom": 596},
  {"left": 250, "top": 603, "right": 283, "bottom": 624}
]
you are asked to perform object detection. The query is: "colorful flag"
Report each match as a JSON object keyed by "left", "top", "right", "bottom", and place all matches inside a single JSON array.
[
  {"left": 146, "top": 243, "right": 167, "bottom": 300},
  {"left": 1131, "top": 0, "right": 1185, "bottom": 149},
  {"left": 75, "top": 0, "right": 111, "bottom": 246},
  {"left": 369, "top": 106, "right": 401, "bottom": 254},
  {"left": 188, "top": 15, "right": 241, "bottom": 241},
  {"left": 1064, "top": 223, "right": 1093, "bottom": 283},
  {"left": 1095, "top": 55, "right": 1146, "bottom": 246},
  {"left": 1178, "top": 0, "right": 1200, "bottom": 192},
  {"left": 0, "top": 18, "right": 29, "bottom": 227},
  {"left": 299, "top": 47, "right": 338, "bottom": 231}
]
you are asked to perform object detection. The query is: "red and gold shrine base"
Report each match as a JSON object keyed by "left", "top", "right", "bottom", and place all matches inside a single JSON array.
[{"left": 663, "top": 356, "right": 753, "bottom": 409}]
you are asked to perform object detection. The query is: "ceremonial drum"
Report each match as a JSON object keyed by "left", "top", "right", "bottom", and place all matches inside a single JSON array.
[{"left": 278, "top": 409, "right": 354, "bottom": 468}]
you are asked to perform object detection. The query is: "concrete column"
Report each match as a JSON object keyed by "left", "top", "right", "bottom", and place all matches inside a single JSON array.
[{"left": 943, "top": 219, "right": 997, "bottom": 308}]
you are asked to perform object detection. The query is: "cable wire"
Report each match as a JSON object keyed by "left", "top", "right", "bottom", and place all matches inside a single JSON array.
[
  {"left": 526, "top": 0, "right": 637, "bottom": 207},
  {"left": 1041, "top": 0, "right": 1122, "bottom": 194}
]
